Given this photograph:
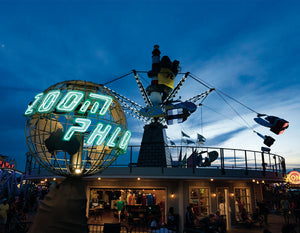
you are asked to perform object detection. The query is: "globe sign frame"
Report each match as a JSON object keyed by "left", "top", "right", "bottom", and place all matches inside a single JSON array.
[{"left": 24, "top": 80, "right": 131, "bottom": 177}]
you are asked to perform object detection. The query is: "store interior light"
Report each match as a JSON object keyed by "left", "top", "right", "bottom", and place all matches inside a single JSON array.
[
  {"left": 256, "top": 181, "right": 259, "bottom": 184},
  {"left": 53, "top": 178, "right": 56, "bottom": 181},
  {"left": 210, "top": 178, "right": 214, "bottom": 181},
  {"left": 137, "top": 177, "right": 141, "bottom": 181},
  {"left": 212, "top": 193, "right": 216, "bottom": 197},
  {"left": 171, "top": 192, "right": 175, "bottom": 198},
  {"left": 98, "top": 177, "right": 101, "bottom": 180},
  {"left": 230, "top": 193, "right": 234, "bottom": 197},
  {"left": 252, "top": 179, "right": 256, "bottom": 183}
]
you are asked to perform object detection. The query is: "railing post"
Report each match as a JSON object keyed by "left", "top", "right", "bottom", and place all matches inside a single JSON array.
[
  {"left": 273, "top": 155, "right": 278, "bottom": 176},
  {"left": 244, "top": 150, "right": 248, "bottom": 175},
  {"left": 261, "top": 152, "right": 266, "bottom": 176},
  {"left": 281, "top": 158, "right": 286, "bottom": 177},
  {"left": 254, "top": 152, "right": 257, "bottom": 169},
  {"left": 234, "top": 149, "right": 236, "bottom": 168},
  {"left": 193, "top": 147, "right": 195, "bottom": 174},
  {"left": 221, "top": 148, "right": 225, "bottom": 175},
  {"left": 269, "top": 153, "right": 271, "bottom": 171}
]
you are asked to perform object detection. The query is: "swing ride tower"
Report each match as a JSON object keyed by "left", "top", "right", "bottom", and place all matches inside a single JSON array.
[{"left": 103, "top": 45, "right": 215, "bottom": 167}]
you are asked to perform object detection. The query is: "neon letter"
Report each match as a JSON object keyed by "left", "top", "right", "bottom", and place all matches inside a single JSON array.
[
  {"left": 56, "top": 91, "right": 84, "bottom": 112},
  {"left": 78, "top": 100, "right": 91, "bottom": 114},
  {"left": 86, "top": 123, "right": 112, "bottom": 146},
  {"left": 38, "top": 90, "right": 62, "bottom": 113},
  {"left": 88, "top": 93, "right": 113, "bottom": 115},
  {"left": 24, "top": 92, "right": 44, "bottom": 116},
  {"left": 90, "top": 101, "right": 100, "bottom": 114},
  {"left": 63, "top": 118, "right": 91, "bottom": 141},
  {"left": 118, "top": 130, "right": 131, "bottom": 150},
  {"left": 106, "top": 127, "right": 122, "bottom": 147}
]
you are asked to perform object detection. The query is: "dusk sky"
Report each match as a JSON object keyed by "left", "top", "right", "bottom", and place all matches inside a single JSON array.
[{"left": 0, "top": 0, "right": 299, "bottom": 171}]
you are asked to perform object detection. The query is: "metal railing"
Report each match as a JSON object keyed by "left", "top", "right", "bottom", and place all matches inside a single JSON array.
[{"left": 25, "top": 145, "right": 286, "bottom": 177}]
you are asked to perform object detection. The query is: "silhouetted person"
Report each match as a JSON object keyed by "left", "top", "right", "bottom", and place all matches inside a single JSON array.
[
  {"left": 281, "top": 198, "right": 290, "bottom": 224},
  {"left": 28, "top": 178, "right": 88, "bottom": 233},
  {"left": 185, "top": 206, "right": 195, "bottom": 228}
]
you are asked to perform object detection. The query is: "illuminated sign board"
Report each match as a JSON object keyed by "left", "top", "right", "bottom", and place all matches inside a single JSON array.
[
  {"left": 0, "top": 159, "right": 15, "bottom": 169},
  {"left": 286, "top": 171, "right": 300, "bottom": 185},
  {"left": 24, "top": 90, "right": 131, "bottom": 150}
]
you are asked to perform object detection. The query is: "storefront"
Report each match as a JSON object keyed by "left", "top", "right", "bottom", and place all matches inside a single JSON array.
[
  {"left": 88, "top": 187, "right": 166, "bottom": 225},
  {"left": 80, "top": 167, "right": 274, "bottom": 232},
  {"left": 25, "top": 148, "right": 286, "bottom": 232}
]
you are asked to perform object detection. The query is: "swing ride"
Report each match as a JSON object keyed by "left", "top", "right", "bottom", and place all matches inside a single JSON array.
[{"left": 100, "top": 45, "right": 289, "bottom": 167}]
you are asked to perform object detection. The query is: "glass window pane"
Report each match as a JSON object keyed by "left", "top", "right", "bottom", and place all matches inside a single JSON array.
[{"left": 189, "top": 187, "right": 210, "bottom": 217}]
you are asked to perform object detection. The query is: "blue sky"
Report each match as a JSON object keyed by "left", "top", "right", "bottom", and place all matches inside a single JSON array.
[{"left": 0, "top": 0, "right": 299, "bottom": 171}]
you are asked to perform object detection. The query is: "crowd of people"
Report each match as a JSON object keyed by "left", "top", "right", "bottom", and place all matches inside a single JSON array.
[
  {"left": 184, "top": 189, "right": 300, "bottom": 233},
  {"left": 149, "top": 207, "right": 178, "bottom": 233},
  {"left": 0, "top": 184, "right": 49, "bottom": 233},
  {"left": 185, "top": 205, "right": 226, "bottom": 233}
]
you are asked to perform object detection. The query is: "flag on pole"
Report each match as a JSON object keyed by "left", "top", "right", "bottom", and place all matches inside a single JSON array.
[
  {"left": 197, "top": 133, "right": 206, "bottom": 143},
  {"left": 181, "top": 130, "right": 190, "bottom": 138},
  {"left": 186, "top": 139, "right": 195, "bottom": 144}
]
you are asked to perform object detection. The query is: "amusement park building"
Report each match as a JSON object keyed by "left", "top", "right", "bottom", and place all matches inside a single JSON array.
[{"left": 24, "top": 145, "right": 286, "bottom": 232}]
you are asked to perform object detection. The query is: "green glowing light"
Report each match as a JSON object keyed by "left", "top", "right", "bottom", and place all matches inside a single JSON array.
[
  {"left": 106, "top": 127, "right": 122, "bottom": 147},
  {"left": 38, "top": 90, "right": 62, "bottom": 113},
  {"left": 79, "top": 100, "right": 91, "bottom": 114},
  {"left": 63, "top": 118, "right": 91, "bottom": 141},
  {"left": 26, "top": 88, "right": 131, "bottom": 154},
  {"left": 24, "top": 92, "right": 44, "bottom": 116},
  {"left": 86, "top": 123, "right": 112, "bottom": 146},
  {"left": 90, "top": 101, "right": 100, "bottom": 114},
  {"left": 88, "top": 93, "right": 113, "bottom": 115},
  {"left": 56, "top": 91, "right": 84, "bottom": 112},
  {"left": 118, "top": 130, "right": 131, "bottom": 150}
]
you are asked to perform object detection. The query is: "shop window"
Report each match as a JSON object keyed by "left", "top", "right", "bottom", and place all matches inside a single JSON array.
[
  {"left": 189, "top": 188, "right": 210, "bottom": 216},
  {"left": 216, "top": 188, "right": 229, "bottom": 216},
  {"left": 89, "top": 188, "right": 166, "bottom": 225},
  {"left": 234, "top": 188, "right": 251, "bottom": 216}
]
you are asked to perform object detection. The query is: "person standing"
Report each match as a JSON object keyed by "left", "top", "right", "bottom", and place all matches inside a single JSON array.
[
  {"left": 185, "top": 206, "right": 195, "bottom": 228},
  {"left": 281, "top": 198, "right": 290, "bottom": 224},
  {"left": 0, "top": 198, "right": 9, "bottom": 231},
  {"left": 262, "top": 200, "right": 270, "bottom": 225},
  {"left": 116, "top": 197, "right": 125, "bottom": 223}
]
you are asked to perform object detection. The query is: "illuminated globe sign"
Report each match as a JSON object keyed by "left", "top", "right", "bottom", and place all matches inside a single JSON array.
[{"left": 24, "top": 80, "right": 131, "bottom": 176}]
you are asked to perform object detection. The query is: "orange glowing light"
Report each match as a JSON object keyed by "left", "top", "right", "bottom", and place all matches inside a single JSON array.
[{"left": 286, "top": 171, "right": 300, "bottom": 184}]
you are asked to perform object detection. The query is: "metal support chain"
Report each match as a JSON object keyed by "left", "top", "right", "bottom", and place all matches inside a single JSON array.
[
  {"left": 132, "top": 70, "right": 152, "bottom": 107},
  {"left": 163, "top": 72, "right": 190, "bottom": 104},
  {"left": 186, "top": 88, "right": 215, "bottom": 105},
  {"left": 104, "top": 85, "right": 143, "bottom": 109}
]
